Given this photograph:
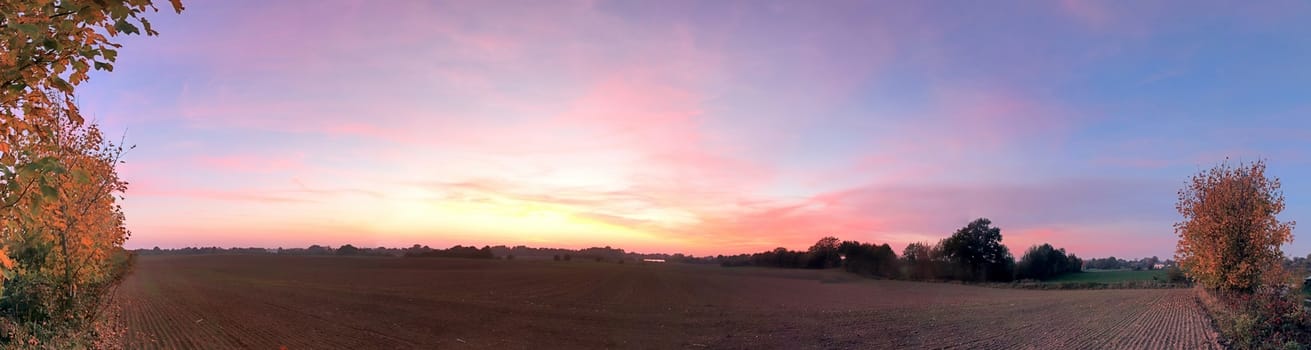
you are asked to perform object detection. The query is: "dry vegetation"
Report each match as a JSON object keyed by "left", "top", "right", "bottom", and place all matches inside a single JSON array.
[{"left": 115, "top": 255, "right": 1219, "bottom": 349}]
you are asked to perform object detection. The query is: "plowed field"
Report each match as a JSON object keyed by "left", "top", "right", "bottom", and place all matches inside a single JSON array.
[{"left": 115, "top": 255, "right": 1220, "bottom": 349}]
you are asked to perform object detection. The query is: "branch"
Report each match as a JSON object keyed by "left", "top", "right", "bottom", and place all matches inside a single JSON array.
[{"left": 0, "top": 174, "right": 40, "bottom": 210}]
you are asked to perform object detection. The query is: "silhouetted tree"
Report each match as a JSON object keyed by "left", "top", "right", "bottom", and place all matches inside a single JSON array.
[
  {"left": 806, "top": 236, "right": 843, "bottom": 269},
  {"left": 901, "top": 242, "right": 936, "bottom": 280},
  {"left": 839, "top": 241, "right": 899, "bottom": 278},
  {"left": 737, "top": 247, "right": 804, "bottom": 268},
  {"left": 336, "top": 244, "right": 360, "bottom": 256},
  {"left": 940, "top": 218, "right": 1014, "bottom": 282},
  {"left": 1086, "top": 256, "right": 1124, "bottom": 270},
  {"left": 1016, "top": 243, "right": 1081, "bottom": 280},
  {"left": 305, "top": 245, "right": 332, "bottom": 255},
  {"left": 402, "top": 244, "right": 495, "bottom": 259},
  {"left": 401, "top": 244, "right": 432, "bottom": 256}
]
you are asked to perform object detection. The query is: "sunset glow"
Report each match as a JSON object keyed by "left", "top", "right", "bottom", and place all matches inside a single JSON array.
[{"left": 79, "top": 0, "right": 1311, "bottom": 257}]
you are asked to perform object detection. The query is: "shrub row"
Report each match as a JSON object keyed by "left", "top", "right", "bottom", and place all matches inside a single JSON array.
[{"left": 1197, "top": 286, "right": 1311, "bottom": 349}]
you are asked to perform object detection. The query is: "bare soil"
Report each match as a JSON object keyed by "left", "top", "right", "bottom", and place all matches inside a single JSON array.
[{"left": 115, "top": 255, "right": 1219, "bottom": 349}]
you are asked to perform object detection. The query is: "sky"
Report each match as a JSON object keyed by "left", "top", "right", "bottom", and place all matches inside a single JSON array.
[{"left": 76, "top": 0, "right": 1311, "bottom": 258}]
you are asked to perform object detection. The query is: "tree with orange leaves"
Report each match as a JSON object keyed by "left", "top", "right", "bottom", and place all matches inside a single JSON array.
[
  {"left": 1175, "top": 159, "right": 1295, "bottom": 293},
  {"left": 0, "top": 99, "right": 133, "bottom": 346},
  {"left": 3, "top": 0, "right": 184, "bottom": 149},
  {"left": 1, "top": 0, "right": 183, "bottom": 346}
]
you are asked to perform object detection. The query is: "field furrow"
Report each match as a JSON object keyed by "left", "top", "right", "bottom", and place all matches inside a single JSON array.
[{"left": 116, "top": 256, "right": 1219, "bottom": 349}]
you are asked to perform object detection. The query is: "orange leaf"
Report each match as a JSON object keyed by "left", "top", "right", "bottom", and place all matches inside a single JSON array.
[{"left": 0, "top": 249, "right": 14, "bottom": 269}]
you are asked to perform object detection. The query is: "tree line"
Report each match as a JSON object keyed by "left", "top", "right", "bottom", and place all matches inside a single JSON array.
[
  {"left": 136, "top": 244, "right": 497, "bottom": 260},
  {"left": 134, "top": 244, "right": 719, "bottom": 264},
  {"left": 401, "top": 245, "right": 494, "bottom": 259},
  {"left": 1082, "top": 256, "right": 1170, "bottom": 270},
  {"left": 718, "top": 218, "right": 1085, "bottom": 282}
]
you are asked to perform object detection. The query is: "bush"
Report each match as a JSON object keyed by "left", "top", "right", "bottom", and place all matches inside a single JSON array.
[
  {"left": 0, "top": 249, "right": 135, "bottom": 347},
  {"left": 1200, "top": 286, "right": 1311, "bottom": 349},
  {"left": 1175, "top": 159, "right": 1294, "bottom": 293},
  {"left": 1166, "top": 266, "right": 1188, "bottom": 284}
]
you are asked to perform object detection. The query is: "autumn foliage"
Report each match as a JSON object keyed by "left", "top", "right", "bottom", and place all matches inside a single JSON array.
[
  {"left": 3, "top": 0, "right": 183, "bottom": 147},
  {"left": 0, "top": 102, "right": 133, "bottom": 346},
  {"left": 2, "top": 0, "right": 183, "bottom": 346},
  {"left": 1174, "top": 159, "right": 1294, "bottom": 293}
]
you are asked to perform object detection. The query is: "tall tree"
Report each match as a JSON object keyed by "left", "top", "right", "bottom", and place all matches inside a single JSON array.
[
  {"left": 0, "top": 98, "right": 133, "bottom": 346},
  {"left": 1, "top": 0, "right": 183, "bottom": 345},
  {"left": 901, "top": 241, "right": 935, "bottom": 279},
  {"left": 806, "top": 236, "right": 842, "bottom": 269},
  {"left": 940, "top": 218, "right": 1014, "bottom": 282},
  {"left": 1175, "top": 159, "right": 1294, "bottom": 293}
]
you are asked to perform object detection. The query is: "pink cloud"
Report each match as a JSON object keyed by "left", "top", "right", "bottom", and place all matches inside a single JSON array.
[
  {"left": 934, "top": 87, "right": 1070, "bottom": 150},
  {"left": 130, "top": 183, "right": 308, "bottom": 204},
  {"left": 811, "top": 85, "right": 1079, "bottom": 188},
  {"left": 194, "top": 153, "right": 306, "bottom": 173}
]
